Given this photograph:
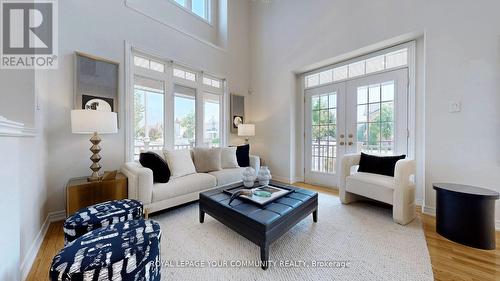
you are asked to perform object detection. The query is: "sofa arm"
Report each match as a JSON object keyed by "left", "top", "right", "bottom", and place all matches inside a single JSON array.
[
  {"left": 339, "top": 153, "right": 361, "bottom": 203},
  {"left": 249, "top": 155, "right": 260, "bottom": 175},
  {"left": 121, "top": 162, "right": 153, "bottom": 205}
]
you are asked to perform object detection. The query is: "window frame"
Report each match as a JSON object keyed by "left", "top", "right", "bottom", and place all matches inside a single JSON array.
[
  {"left": 125, "top": 46, "right": 227, "bottom": 161},
  {"left": 304, "top": 43, "right": 411, "bottom": 89},
  {"left": 170, "top": 0, "right": 212, "bottom": 24}
]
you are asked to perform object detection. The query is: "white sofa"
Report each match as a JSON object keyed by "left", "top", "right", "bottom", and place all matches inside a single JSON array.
[
  {"left": 121, "top": 151, "right": 260, "bottom": 214},
  {"left": 339, "top": 153, "right": 416, "bottom": 225}
]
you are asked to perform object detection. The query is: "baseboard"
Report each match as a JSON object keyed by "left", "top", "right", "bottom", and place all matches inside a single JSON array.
[
  {"left": 497, "top": 220, "right": 500, "bottom": 231},
  {"left": 272, "top": 175, "right": 293, "bottom": 184},
  {"left": 422, "top": 205, "right": 435, "bottom": 216},
  {"left": 20, "top": 210, "right": 65, "bottom": 281}
]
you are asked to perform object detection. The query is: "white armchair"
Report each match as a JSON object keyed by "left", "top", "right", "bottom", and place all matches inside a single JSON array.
[{"left": 339, "top": 153, "right": 416, "bottom": 225}]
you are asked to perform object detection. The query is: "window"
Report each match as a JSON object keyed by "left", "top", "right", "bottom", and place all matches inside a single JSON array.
[
  {"left": 304, "top": 47, "right": 408, "bottom": 88},
  {"left": 134, "top": 56, "right": 165, "bottom": 73},
  {"left": 128, "top": 50, "right": 226, "bottom": 160},
  {"left": 203, "top": 93, "right": 221, "bottom": 147},
  {"left": 133, "top": 76, "right": 165, "bottom": 159},
  {"left": 174, "top": 85, "right": 196, "bottom": 149},
  {"left": 202, "top": 75, "right": 222, "bottom": 88},
  {"left": 173, "top": 67, "right": 197, "bottom": 82},
  {"left": 356, "top": 82, "right": 395, "bottom": 155},
  {"left": 171, "top": 0, "right": 210, "bottom": 22}
]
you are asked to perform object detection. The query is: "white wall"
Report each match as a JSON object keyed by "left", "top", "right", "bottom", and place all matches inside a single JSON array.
[
  {"left": 249, "top": 0, "right": 500, "bottom": 221},
  {"left": 44, "top": 0, "right": 251, "bottom": 213},
  {"left": 0, "top": 69, "right": 49, "bottom": 279}
]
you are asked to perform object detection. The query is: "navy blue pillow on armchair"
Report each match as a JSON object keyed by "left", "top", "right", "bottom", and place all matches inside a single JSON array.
[{"left": 357, "top": 153, "right": 405, "bottom": 177}]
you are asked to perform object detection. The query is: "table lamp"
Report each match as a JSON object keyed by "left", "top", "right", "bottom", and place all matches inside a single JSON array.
[
  {"left": 238, "top": 124, "right": 255, "bottom": 144},
  {"left": 71, "top": 109, "right": 118, "bottom": 182}
]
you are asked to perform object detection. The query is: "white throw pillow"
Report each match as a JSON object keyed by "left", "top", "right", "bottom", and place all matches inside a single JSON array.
[
  {"left": 192, "top": 147, "right": 222, "bottom": 173},
  {"left": 221, "top": 147, "right": 239, "bottom": 169},
  {"left": 163, "top": 149, "right": 197, "bottom": 178}
]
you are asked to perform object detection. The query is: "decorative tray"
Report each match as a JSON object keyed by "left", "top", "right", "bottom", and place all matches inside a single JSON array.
[{"left": 223, "top": 183, "right": 293, "bottom": 206}]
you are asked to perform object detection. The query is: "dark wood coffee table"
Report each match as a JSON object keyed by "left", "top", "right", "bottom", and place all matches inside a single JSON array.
[{"left": 199, "top": 181, "right": 318, "bottom": 270}]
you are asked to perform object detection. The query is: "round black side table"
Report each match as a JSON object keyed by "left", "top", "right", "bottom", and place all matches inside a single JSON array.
[{"left": 433, "top": 183, "right": 499, "bottom": 250}]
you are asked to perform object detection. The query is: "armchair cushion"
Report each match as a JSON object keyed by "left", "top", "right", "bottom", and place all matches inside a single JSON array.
[
  {"left": 346, "top": 172, "right": 394, "bottom": 204},
  {"left": 358, "top": 153, "right": 406, "bottom": 177},
  {"left": 139, "top": 151, "right": 170, "bottom": 183}
]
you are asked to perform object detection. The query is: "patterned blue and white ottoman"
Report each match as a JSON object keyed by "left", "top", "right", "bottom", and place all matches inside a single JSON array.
[
  {"left": 50, "top": 219, "right": 161, "bottom": 281},
  {"left": 63, "top": 199, "right": 144, "bottom": 245}
]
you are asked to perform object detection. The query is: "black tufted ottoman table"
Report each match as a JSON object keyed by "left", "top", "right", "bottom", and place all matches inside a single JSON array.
[
  {"left": 63, "top": 199, "right": 144, "bottom": 245},
  {"left": 50, "top": 219, "right": 161, "bottom": 281},
  {"left": 199, "top": 181, "right": 318, "bottom": 270}
]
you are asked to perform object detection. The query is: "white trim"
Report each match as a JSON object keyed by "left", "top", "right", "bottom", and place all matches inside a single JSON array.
[
  {"left": 124, "top": 0, "right": 225, "bottom": 52},
  {"left": 20, "top": 210, "right": 65, "bottom": 281},
  {"left": 272, "top": 175, "right": 294, "bottom": 184},
  {"left": 496, "top": 220, "right": 500, "bottom": 231},
  {"left": 422, "top": 205, "right": 435, "bottom": 216},
  {"left": 0, "top": 116, "right": 36, "bottom": 137}
]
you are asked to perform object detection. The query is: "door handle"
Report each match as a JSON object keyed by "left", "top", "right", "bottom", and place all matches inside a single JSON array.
[
  {"left": 339, "top": 134, "right": 345, "bottom": 146},
  {"left": 348, "top": 134, "right": 354, "bottom": 146}
]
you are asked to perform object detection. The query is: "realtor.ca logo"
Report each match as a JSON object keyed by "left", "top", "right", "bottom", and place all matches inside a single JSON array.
[{"left": 1, "top": 0, "right": 58, "bottom": 69}]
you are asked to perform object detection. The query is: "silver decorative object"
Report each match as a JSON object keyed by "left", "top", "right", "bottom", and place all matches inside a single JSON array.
[
  {"left": 242, "top": 167, "right": 256, "bottom": 188},
  {"left": 258, "top": 166, "right": 272, "bottom": 186}
]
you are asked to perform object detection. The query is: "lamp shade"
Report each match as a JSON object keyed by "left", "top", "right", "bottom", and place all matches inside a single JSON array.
[
  {"left": 71, "top": 110, "right": 118, "bottom": 134},
  {"left": 238, "top": 124, "right": 255, "bottom": 137}
]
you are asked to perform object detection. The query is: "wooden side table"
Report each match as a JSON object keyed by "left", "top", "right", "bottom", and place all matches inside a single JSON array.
[{"left": 66, "top": 173, "right": 128, "bottom": 216}]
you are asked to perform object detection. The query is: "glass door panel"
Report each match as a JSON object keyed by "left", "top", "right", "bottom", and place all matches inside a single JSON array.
[
  {"left": 346, "top": 68, "right": 408, "bottom": 156},
  {"left": 305, "top": 83, "right": 345, "bottom": 187}
]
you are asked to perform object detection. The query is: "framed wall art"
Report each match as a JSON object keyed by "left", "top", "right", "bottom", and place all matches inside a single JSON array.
[{"left": 74, "top": 52, "right": 119, "bottom": 115}]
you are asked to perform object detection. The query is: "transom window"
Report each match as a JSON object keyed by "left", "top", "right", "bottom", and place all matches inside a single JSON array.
[
  {"left": 305, "top": 48, "right": 408, "bottom": 88},
  {"left": 202, "top": 75, "right": 222, "bottom": 88},
  {"left": 172, "top": 0, "right": 211, "bottom": 22},
  {"left": 173, "top": 67, "right": 197, "bottom": 82},
  {"left": 134, "top": 56, "right": 165, "bottom": 73}
]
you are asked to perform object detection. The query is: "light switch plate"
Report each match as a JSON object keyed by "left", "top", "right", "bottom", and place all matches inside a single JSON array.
[{"left": 449, "top": 101, "right": 461, "bottom": 113}]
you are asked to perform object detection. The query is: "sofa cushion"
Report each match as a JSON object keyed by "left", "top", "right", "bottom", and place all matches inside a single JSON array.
[
  {"left": 139, "top": 151, "right": 170, "bottom": 183},
  {"left": 358, "top": 153, "right": 406, "bottom": 177},
  {"left": 221, "top": 147, "right": 239, "bottom": 169},
  {"left": 346, "top": 172, "right": 394, "bottom": 204},
  {"left": 208, "top": 168, "right": 244, "bottom": 186},
  {"left": 192, "top": 147, "right": 222, "bottom": 173},
  {"left": 164, "top": 149, "right": 197, "bottom": 178},
  {"left": 152, "top": 173, "right": 217, "bottom": 202}
]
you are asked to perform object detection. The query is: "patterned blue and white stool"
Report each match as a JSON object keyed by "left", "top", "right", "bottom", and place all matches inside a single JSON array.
[
  {"left": 63, "top": 199, "right": 144, "bottom": 245},
  {"left": 50, "top": 219, "right": 161, "bottom": 281}
]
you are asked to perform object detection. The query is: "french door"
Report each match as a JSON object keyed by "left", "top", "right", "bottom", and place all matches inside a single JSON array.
[{"left": 305, "top": 68, "right": 408, "bottom": 187}]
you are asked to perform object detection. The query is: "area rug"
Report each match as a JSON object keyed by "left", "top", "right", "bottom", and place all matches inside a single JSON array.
[{"left": 152, "top": 192, "right": 434, "bottom": 281}]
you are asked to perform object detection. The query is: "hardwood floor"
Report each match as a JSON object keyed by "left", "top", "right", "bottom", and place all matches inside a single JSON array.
[{"left": 27, "top": 183, "right": 499, "bottom": 281}]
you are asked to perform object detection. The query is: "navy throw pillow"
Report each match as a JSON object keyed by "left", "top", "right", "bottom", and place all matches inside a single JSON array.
[
  {"left": 139, "top": 152, "right": 170, "bottom": 183},
  {"left": 357, "top": 153, "right": 405, "bottom": 177},
  {"left": 235, "top": 144, "right": 250, "bottom": 167}
]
